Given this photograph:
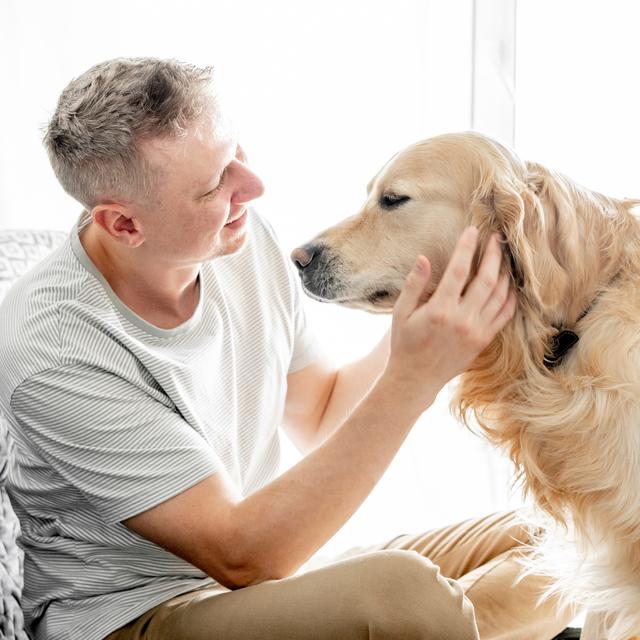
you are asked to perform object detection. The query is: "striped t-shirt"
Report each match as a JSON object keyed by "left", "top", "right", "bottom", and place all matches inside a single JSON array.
[{"left": 0, "top": 209, "right": 321, "bottom": 640}]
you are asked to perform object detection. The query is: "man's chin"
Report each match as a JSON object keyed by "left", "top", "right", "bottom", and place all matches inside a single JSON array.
[{"left": 210, "top": 228, "right": 249, "bottom": 259}]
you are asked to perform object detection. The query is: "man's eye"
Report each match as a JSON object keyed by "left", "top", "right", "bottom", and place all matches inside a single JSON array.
[
  {"left": 380, "top": 194, "right": 410, "bottom": 209},
  {"left": 203, "top": 169, "right": 228, "bottom": 198}
]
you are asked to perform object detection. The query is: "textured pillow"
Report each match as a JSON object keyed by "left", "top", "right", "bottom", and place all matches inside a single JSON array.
[
  {"left": 0, "top": 229, "right": 68, "bottom": 300},
  {"left": 1, "top": 414, "right": 25, "bottom": 640},
  {"left": 0, "top": 229, "right": 68, "bottom": 640}
]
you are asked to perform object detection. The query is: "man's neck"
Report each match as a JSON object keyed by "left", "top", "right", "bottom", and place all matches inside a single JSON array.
[{"left": 79, "top": 222, "right": 201, "bottom": 330}]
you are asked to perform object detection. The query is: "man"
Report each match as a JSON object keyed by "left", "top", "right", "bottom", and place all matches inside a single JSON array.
[{"left": 0, "top": 58, "right": 571, "bottom": 640}]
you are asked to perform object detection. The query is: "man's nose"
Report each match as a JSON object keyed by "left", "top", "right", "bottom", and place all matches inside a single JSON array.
[
  {"left": 232, "top": 164, "right": 265, "bottom": 204},
  {"left": 290, "top": 244, "right": 325, "bottom": 272}
]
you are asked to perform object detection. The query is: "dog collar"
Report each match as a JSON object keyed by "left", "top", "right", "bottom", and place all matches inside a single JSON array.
[
  {"left": 543, "top": 329, "right": 580, "bottom": 369},
  {"left": 542, "top": 281, "right": 611, "bottom": 370},
  {"left": 544, "top": 305, "right": 591, "bottom": 369}
]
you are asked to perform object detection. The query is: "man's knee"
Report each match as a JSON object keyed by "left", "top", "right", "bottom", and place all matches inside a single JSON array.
[{"left": 351, "top": 550, "right": 479, "bottom": 639}]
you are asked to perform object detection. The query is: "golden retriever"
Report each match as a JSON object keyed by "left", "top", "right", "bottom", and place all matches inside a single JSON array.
[{"left": 291, "top": 132, "right": 640, "bottom": 640}]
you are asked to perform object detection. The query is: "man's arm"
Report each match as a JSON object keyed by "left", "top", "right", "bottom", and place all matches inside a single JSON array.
[
  {"left": 281, "top": 329, "right": 391, "bottom": 455},
  {"left": 124, "top": 229, "right": 516, "bottom": 590},
  {"left": 125, "top": 372, "right": 428, "bottom": 589}
]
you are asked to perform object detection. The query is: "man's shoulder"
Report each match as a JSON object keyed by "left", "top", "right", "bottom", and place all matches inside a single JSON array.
[{"left": 0, "top": 240, "right": 102, "bottom": 401}]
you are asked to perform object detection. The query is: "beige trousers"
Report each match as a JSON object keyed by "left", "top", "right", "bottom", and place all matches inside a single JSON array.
[{"left": 106, "top": 511, "right": 574, "bottom": 640}]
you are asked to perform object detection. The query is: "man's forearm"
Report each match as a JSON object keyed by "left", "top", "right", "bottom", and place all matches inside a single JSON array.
[
  {"left": 313, "top": 328, "right": 391, "bottom": 446},
  {"left": 233, "top": 369, "right": 434, "bottom": 585}
]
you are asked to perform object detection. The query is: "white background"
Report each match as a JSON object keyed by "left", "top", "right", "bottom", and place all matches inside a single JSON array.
[
  {"left": 516, "top": 0, "right": 640, "bottom": 201},
  {"left": 1, "top": 0, "right": 638, "bottom": 559}
]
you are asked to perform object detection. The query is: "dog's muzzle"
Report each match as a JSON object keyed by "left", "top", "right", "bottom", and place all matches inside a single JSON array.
[{"left": 290, "top": 243, "right": 344, "bottom": 302}]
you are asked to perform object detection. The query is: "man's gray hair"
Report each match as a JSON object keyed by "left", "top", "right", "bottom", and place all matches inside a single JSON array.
[{"left": 44, "top": 57, "right": 214, "bottom": 210}]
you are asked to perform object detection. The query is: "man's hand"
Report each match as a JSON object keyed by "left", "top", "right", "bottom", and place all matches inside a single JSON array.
[{"left": 384, "top": 227, "right": 516, "bottom": 412}]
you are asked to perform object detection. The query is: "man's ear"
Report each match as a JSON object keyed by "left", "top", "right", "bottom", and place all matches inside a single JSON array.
[{"left": 90, "top": 203, "right": 145, "bottom": 248}]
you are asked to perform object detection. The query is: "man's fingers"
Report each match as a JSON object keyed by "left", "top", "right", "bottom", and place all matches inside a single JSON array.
[
  {"left": 393, "top": 256, "right": 432, "bottom": 320},
  {"left": 461, "top": 233, "right": 503, "bottom": 311},
  {"left": 431, "top": 226, "right": 479, "bottom": 305},
  {"left": 479, "top": 271, "right": 510, "bottom": 322},
  {"left": 488, "top": 289, "right": 517, "bottom": 334}
]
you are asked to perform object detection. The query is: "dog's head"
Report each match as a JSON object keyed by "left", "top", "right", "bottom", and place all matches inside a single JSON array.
[{"left": 292, "top": 132, "right": 588, "bottom": 324}]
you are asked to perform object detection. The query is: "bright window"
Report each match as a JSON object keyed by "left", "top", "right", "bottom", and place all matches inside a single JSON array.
[{"left": 515, "top": 0, "right": 640, "bottom": 199}]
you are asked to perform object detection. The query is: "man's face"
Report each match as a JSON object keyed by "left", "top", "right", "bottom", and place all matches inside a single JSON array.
[{"left": 135, "top": 104, "right": 265, "bottom": 266}]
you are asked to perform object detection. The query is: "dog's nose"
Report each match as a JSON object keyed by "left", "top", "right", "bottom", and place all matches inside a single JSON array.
[{"left": 291, "top": 244, "right": 324, "bottom": 272}]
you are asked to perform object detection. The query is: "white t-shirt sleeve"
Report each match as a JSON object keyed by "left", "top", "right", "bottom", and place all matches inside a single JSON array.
[{"left": 10, "top": 363, "right": 219, "bottom": 524}]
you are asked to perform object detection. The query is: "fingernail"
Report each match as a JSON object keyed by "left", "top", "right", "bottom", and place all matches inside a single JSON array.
[{"left": 414, "top": 257, "right": 424, "bottom": 273}]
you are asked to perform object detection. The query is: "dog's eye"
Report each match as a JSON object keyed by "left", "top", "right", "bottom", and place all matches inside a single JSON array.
[{"left": 380, "top": 193, "right": 410, "bottom": 209}]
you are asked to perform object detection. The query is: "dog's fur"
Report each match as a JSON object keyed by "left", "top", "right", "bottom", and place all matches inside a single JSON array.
[{"left": 293, "top": 132, "right": 640, "bottom": 639}]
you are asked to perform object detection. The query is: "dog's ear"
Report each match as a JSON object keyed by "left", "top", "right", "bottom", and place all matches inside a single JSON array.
[
  {"left": 524, "top": 161, "right": 582, "bottom": 273},
  {"left": 470, "top": 162, "right": 572, "bottom": 315}
]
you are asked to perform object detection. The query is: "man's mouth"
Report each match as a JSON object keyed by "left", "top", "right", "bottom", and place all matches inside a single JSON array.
[{"left": 224, "top": 209, "right": 247, "bottom": 228}]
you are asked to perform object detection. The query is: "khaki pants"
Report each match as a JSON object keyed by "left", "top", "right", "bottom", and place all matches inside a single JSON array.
[{"left": 106, "top": 511, "right": 573, "bottom": 640}]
